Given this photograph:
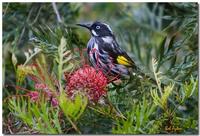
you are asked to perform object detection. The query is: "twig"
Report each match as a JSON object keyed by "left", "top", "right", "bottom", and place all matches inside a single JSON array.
[
  {"left": 88, "top": 104, "right": 126, "bottom": 120},
  {"left": 107, "top": 100, "right": 127, "bottom": 120},
  {"left": 3, "top": 3, "right": 10, "bottom": 17},
  {"left": 88, "top": 106, "right": 110, "bottom": 117},
  {"left": 8, "top": 125, "right": 13, "bottom": 134},
  {"left": 66, "top": 115, "right": 81, "bottom": 134},
  {"left": 52, "top": 3, "right": 62, "bottom": 23},
  {"left": 30, "top": 6, "right": 42, "bottom": 26},
  {"left": 17, "top": 7, "right": 33, "bottom": 47}
]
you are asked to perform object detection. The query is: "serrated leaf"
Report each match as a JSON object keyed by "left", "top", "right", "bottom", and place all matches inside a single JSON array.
[{"left": 59, "top": 92, "right": 87, "bottom": 121}]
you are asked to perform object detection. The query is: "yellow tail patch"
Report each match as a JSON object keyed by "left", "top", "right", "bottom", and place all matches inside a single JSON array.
[{"left": 117, "top": 56, "right": 132, "bottom": 66}]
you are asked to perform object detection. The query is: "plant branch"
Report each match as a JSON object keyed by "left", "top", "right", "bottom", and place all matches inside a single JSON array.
[
  {"left": 152, "top": 58, "right": 162, "bottom": 95},
  {"left": 66, "top": 115, "right": 81, "bottom": 134},
  {"left": 52, "top": 3, "right": 62, "bottom": 23}
]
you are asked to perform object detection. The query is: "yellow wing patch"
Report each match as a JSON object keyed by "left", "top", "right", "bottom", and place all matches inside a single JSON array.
[{"left": 117, "top": 56, "right": 132, "bottom": 66}]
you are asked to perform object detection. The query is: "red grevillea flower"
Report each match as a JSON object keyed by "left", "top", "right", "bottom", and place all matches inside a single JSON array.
[
  {"left": 34, "top": 83, "right": 52, "bottom": 98},
  {"left": 66, "top": 66, "right": 108, "bottom": 102},
  {"left": 35, "top": 83, "right": 47, "bottom": 90},
  {"left": 28, "top": 91, "right": 39, "bottom": 101},
  {"left": 34, "top": 83, "right": 58, "bottom": 107}
]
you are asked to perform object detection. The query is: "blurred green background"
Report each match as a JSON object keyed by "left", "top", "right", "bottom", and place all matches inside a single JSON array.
[
  {"left": 3, "top": 3, "right": 198, "bottom": 134},
  {"left": 3, "top": 3, "right": 198, "bottom": 84}
]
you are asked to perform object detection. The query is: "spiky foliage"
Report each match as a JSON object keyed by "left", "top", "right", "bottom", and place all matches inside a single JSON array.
[
  {"left": 6, "top": 38, "right": 88, "bottom": 134},
  {"left": 3, "top": 3, "right": 198, "bottom": 134}
]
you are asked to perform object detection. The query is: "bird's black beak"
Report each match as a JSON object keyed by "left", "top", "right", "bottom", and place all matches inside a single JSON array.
[{"left": 76, "top": 23, "right": 91, "bottom": 30}]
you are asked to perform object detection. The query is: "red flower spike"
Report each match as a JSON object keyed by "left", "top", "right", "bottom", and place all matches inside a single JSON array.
[
  {"left": 66, "top": 66, "right": 108, "bottom": 102},
  {"left": 28, "top": 91, "right": 39, "bottom": 101},
  {"left": 35, "top": 83, "right": 46, "bottom": 90}
]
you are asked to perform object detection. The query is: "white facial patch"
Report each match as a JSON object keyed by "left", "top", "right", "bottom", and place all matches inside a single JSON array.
[
  {"left": 102, "top": 36, "right": 113, "bottom": 43},
  {"left": 91, "top": 30, "right": 98, "bottom": 36},
  {"left": 103, "top": 23, "right": 113, "bottom": 34}
]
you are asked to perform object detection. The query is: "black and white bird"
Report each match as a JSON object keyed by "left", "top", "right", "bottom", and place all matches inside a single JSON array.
[{"left": 77, "top": 21, "right": 140, "bottom": 78}]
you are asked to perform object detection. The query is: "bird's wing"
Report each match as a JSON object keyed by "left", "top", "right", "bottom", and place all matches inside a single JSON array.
[{"left": 99, "top": 38, "right": 137, "bottom": 68}]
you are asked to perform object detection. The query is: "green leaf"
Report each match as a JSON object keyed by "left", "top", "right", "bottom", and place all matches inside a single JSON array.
[
  {"left": 8, "top": 96, "right": 62, "bottom": 134},
  {"left": 167, "top": 35, "right": 176, "bottom": 53},
  {"left": 59, "top": 92, "right": 88, "bottom": 121},
  {"left": 151, "top": 84, "right": 174, "bottom": 110},
  {"left": 112, "top": 98, "right": 156, "bottom": 134},
  {"left": 158, "top": 36, "right": 167, "bottom": 62},
  {"left": 52, "top": 109, "right": 62, "bottom": 134},
  {"left": 57, "top": 37, "right": 75, "bottom": 89},
  {"left": 181, "top": 76, "right": 198, "bottom": 102}
]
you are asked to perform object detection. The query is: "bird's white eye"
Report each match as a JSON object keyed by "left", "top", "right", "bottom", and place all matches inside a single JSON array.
[{"left": 96, "top": 26, "right": 100, "bottom": 29}]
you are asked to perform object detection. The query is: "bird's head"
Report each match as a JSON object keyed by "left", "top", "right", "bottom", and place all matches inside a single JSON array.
[{"left": 77, "top": 21, "right": 113, "bottom": 37}]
